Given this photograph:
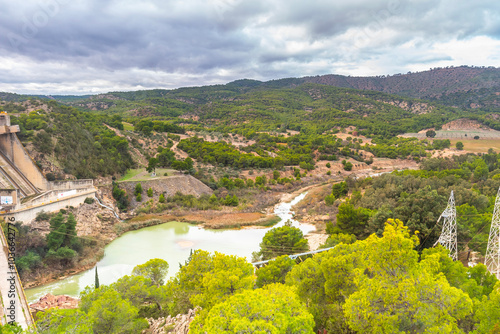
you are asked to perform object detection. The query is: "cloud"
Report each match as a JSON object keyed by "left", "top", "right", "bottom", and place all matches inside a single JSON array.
[{"left": 0, "top": 0, "right": 498, "bottom": 94}]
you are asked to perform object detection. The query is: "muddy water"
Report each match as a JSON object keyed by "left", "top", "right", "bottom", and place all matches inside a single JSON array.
[{"left": 25, "top": 193, "right": 313, "bottom": 303}]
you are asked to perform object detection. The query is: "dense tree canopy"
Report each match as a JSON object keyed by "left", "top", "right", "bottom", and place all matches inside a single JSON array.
[
  {"left": 258, "top": 225, "right": 309, "bottom": 260},
  {"left": 190, "top": 284, "right": 315, "bottom": 334}
]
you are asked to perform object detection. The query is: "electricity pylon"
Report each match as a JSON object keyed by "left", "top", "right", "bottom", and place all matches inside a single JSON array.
[
  {"left": 485, "top": 187, "right": 500, "bottom": 279},
  {"left": 434, "top": 191, "right": 457, "bottom": 261}
]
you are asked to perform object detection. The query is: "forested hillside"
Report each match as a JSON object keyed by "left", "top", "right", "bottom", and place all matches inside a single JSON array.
[
  {"left": 3, "top": 76, "right": 500, "bottom": 182},
  {"left": 7, "top": 100, "right": 134, "bottom": 178}
]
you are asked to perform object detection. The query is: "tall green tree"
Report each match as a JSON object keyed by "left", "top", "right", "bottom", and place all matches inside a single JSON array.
[
  {"left": 258, "top": 225, "right": 309, "bottom": 260},
  {"left": 46, "top": 212, "right": 65, "bottom": 250},
  {"left": 328, "top": 202, "right": 372, "bottom": 238},
  {"left": 95, "top": 267, "right": 100, "bottom": 289},
  {"left": 256, "top": 255, "right": 295, "bottom": 288},
  {"left": 343, "top": 220, "right": 472, "bottom": 333},
  {"left": 146, "top": 157, "right": 158, "bottom": 173},
  {"left": 474, "top": 282, "right": 500, "bottom": 333},
  {"left": 86, "top": 289, "right": 148, "bottom": 334},
  {"left": 190, "top": 284, "right": 315, "bottom": 334},
  {"left": 36, "top": 309, "right": 93, "bottom": 333},
  {"left": 132, "top": 258, "right": 169, "bottom": 287}
]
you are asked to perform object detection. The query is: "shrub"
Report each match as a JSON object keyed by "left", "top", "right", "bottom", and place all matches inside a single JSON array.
[
  {"left": 147, "top": 188, "right": 153, "bottom": 197},
  {"left": 84, "top": 197, "right": 95, "bottom": 204},
  {"left": 35, "top": 211, "right": 51, "bottom": 222},
  {"left": 325, "top": 194, "right": 335, "bottom": 205},
  {"left": 159, "top": 193, "right": 165, "bottom": 203},
  {"left": 134, "top": 183, "right": 143, "bottom": 196}
]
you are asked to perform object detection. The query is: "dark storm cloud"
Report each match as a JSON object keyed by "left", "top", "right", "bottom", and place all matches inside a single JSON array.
[{"left": 0, "top": 0, "right": 499, "bottom": 94}]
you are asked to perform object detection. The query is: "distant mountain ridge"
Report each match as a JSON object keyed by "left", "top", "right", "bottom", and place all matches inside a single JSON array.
[
  {"left": 2, "top": 65, "right": 500, "bottom": 110},
  {"left": 299, "top": 66, "right": 500, "bottom": 109}
]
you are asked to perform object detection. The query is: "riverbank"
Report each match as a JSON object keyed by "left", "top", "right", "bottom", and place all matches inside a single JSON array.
[{"left": 127, "top": 212, "right": 281, "bottom": 230}]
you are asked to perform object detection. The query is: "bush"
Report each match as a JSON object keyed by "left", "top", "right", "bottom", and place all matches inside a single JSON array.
[
  {"left": 84, "top": 197, "right": 95, "bottom": 204},
  {"left": 159, "top": 193, "right": 165, "bottom": 203},
  {"left": 136, "top": 193, "right": 142, "bottom": 202},
  {"left": 147, "top": 188, "right": 153, "bottom": 197},
  {"left": 426, "top": 130, "right": 436, "bottom": 138},
  {"left": 16, "top": 251, "right": 42, "bottom": 274},
  {"left": 35, "top": 211, "right": 51, "bottom": 222},
  {"left": 343, "top": 162, "right": 353, "bottom": 171},
  {"left": 325, "top": 194, "right": 335, "bottom": 205},
  {"left": 223, "top": 195, "right": 239, "bottom": 206},
  {"left": 112, "top": 182, "right": 129, "bottom": 211},
  {"left": 134, "top": 183, "right": 143, "bottom": 196}
]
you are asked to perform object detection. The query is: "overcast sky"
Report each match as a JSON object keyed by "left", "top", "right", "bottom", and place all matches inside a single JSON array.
[{"left": 0, "top": 0, "right": 499, "bottom": 95}]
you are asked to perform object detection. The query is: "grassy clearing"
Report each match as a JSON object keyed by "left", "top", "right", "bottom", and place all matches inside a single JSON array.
[
  {"left": 122, "top": 122, "right": 134, "bottom": 131},
  {"left": 118, "top": 168, "right": 176, "bottom": 182},
  {"left": 118, "top": 169, "right": 143, "bottom": 181},
  {"left": 449, "top": 139, "right": 500, "bottom": 153},
  {"left": 403, "top": 129, "right": 500, "bottom": 140}
]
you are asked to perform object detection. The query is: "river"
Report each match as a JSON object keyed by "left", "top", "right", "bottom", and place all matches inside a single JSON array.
[{"left": 25, "top": 192, "right": 314, "bottom": 303}]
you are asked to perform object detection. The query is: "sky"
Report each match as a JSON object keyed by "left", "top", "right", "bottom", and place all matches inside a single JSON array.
[{"left": 0, "top": 0, "right": 499, "bottom": 95}]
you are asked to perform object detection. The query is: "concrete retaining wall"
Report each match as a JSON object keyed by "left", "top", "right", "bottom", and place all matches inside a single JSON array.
[
  {"left": 2, "top": 189, "right": 96, "bottom": 223},
  {"left": 21, "top": 187, "right": 95, "bottom": 209},
  {"left": 48, "top": 179, "right": 94, "bottom": 190}
]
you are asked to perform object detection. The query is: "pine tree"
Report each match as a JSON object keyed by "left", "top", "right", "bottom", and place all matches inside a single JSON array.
[
  {"left": 95, "top": 267, "right": 100, "bottom": 289},
  {"left": 46, "top": 213, "right": 65, "bottom": 250},
  {"left": 134, "top": 183, "right": 143, "bottom": 196},
  {"left": 64, "top": 213, "right": 77, "bottom": 247}
]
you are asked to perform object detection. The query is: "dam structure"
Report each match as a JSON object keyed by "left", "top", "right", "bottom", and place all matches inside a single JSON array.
[{"left": 0, "top": 113, "right": 96, "bottom": 223}]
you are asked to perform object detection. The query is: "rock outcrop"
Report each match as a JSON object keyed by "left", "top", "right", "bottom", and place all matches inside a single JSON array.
[
  {"left": 29, "top": 293, "right": 79, "bottom": 312},
  {"left": 146, "top": 308, "right": 199, "bottom": 334}
]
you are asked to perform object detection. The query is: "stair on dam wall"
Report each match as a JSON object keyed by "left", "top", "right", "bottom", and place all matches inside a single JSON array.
[{"left": 0, "top": 151, "right": 38, "bottom": 197}]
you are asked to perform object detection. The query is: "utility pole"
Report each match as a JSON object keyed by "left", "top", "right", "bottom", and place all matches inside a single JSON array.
[
  {"left": 434, "top": 191, "right": 457, "bottom": 261},
  {"left": 485, "top": 187, "right": 500, "bottom": 279}
]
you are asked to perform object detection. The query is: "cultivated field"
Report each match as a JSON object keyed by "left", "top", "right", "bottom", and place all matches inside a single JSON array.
[
  {"left": 448, "top": 139, "right": 500, "bottom": 153},
  {"left": 402, "top": 128, "right": 500, "bottom": 153},
  {"left": 402, "top": 129, "right": 500, "bottom": 140}
]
